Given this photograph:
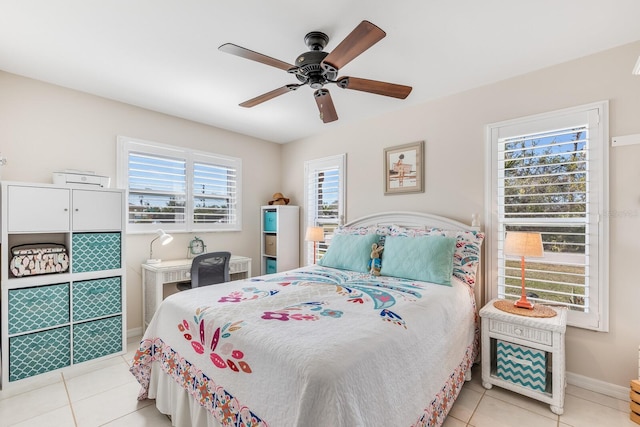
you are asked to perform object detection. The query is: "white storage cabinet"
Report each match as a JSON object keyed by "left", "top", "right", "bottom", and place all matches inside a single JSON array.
[
  {"left": 0, "top": 181, "right": 126, "bottom": 388},
  {"left": 260, "top": 205, "right": 299, "bottom": 275}
]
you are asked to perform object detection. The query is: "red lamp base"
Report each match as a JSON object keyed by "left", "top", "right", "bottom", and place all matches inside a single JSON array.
[{"left": 514, "top": 297, "right": 534, "bottom": 310}]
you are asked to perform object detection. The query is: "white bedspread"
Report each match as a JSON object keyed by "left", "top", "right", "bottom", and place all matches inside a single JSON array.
[{"left": 131, "top": 266, "right": 478, "bottom": 427}]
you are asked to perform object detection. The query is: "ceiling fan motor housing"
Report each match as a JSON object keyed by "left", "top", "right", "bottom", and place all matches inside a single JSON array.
[{"left": 294, "top": 50, "right": 337, "bottom": 88}]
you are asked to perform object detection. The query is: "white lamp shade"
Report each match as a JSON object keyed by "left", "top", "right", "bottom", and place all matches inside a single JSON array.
[
  {"left": 305, "top": 226, "right": 324, "bottom": 242},
  {"left": 504, "top": 232, "right": 543, "bottom": 257},
  {"left": 157, "top": 229, "right": 173, "bottom": 245}
]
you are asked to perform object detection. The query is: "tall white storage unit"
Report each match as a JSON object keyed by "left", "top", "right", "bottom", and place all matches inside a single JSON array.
[
  {"left": 261, "top": 205, "right": 299, "bottom": 275},
  {"left": 0, "top": 181, "right": 126, "bottom": 388}
]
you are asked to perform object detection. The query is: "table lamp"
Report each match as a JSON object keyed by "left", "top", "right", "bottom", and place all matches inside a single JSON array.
[
  {"left": 148, "top": 229, "right": 173, "bottom": 264},
  {"left": 305, "top": 226, "right": 324, "bottom": 264},
  {"left": 504, "top": 231, "right": 543, "bottom": 309}
]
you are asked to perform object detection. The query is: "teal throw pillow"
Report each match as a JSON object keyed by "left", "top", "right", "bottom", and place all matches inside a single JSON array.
[
  {"left": 318, "top": 233, "right": 380, "bottom": 273},
  {"left": 380, "top": 235, "right": 456, "bottom": 286}
]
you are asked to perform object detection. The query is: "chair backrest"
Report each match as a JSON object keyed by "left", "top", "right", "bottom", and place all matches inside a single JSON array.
[{"left": 190, "top": 251, "right": 231, "bottom": 288}]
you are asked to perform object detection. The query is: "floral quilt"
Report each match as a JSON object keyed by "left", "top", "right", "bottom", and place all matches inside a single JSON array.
[{"left": 130, "top": 265, "right": 478, "bottom": 427}]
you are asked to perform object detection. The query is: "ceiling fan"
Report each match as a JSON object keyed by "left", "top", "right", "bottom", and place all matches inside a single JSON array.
[{"left": 219, "top": 20, "right": 412, "bottom": 123}]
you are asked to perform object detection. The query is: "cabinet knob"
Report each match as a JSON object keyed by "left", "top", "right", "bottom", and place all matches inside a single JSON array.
[
  {"left": 75, "top": 208, "right": 79, "bottom": 212},
  {"left": 64, "top": 208, "right": 68, "bottom": 211},
  {"left": 514, "top": 327, "right": 523, "bottom": 335}
]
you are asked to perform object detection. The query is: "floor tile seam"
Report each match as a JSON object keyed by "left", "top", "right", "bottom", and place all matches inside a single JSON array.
[
  {"left": 483, "top": 391, "right": 560, "bottom": 422},
  {"left": 3, "top": 401, "right": 72, "bottom": 427},
  {"left": 562, "top": 393, "right": 632, "bottom": 416},
  {"left": 0, "top": 373, "right": 64, "bottom": 402},
  {"left": 67, "top": 378, "right": 139, "bottom": 405},
  {"left": 564, "top": 390, "right": 629, "bottom": 413},
  {"left": 62, "top": 371, "right": 80, "bottom": 426},
  {"left": 465, "top": 386, "right": 485, "bottom": 426}
]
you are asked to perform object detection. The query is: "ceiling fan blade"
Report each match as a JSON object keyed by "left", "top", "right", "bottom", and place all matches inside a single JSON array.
[
  {"left": 219, "top": 43, "right": 295, "bottom": 72},
  {"left": 321, "top": 21, "right": 386, "bottom": 73},
  {"left": 240, "top": 84, "right": 302, "bottom": 108},
  {"left": 314, "top": 89, "right": 338, "bottom": 123},
  {"left": 336, "top": 76, "right": 412, "bottom": 99}
]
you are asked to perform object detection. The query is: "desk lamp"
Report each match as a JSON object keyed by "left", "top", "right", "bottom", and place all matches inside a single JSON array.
[{"left": 148, "top": 229, "right": 173, "bottom": 264}]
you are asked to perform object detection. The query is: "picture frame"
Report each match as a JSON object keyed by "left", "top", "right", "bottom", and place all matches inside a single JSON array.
[{"left": 384, "top": 141, "right": 424, "bottom": 195}]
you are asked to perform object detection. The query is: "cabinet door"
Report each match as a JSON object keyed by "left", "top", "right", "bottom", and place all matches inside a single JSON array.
[
  {"left": 7, "top": 186, "right": 70, "bottom": 232},
  {"left": 72, "top": 190, "right": 122, "bottom": 231}
]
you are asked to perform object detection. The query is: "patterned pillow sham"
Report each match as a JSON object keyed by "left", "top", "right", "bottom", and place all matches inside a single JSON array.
[{"left": 389, "top": 225, "right": 485, "bottom": 287}]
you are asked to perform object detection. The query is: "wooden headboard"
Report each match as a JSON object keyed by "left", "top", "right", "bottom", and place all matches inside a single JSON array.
[{"left": 343, "top": 211, "right": 485, "bottom": 308}]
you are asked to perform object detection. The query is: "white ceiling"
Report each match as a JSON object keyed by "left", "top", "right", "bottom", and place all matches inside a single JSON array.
[{"left": 2, "top": 0, "right": 640, "bottom": 144}]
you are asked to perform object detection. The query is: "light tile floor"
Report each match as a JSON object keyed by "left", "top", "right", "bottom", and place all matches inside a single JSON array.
[{"left": 0, "top": 338, "right": 634, "bottom": 427}]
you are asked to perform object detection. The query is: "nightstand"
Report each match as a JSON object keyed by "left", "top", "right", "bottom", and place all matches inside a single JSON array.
[{"left": 480, "top": 298, "right": 568, "bottom": 415}]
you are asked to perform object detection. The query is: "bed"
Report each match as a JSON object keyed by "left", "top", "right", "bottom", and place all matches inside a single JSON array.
[{"left": 130, "top": 211, "right": 484, "bottom": 427}]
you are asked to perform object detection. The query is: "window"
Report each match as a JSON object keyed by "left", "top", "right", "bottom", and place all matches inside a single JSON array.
[
  {"left": 117, "top": 136, "right": 242, "bottom": 233},
  {"left": 486, "top": 101, "right": 609, "bottom": 331},
  {"left": 304, "top": 154, "right": 346, "bottom": 265}
]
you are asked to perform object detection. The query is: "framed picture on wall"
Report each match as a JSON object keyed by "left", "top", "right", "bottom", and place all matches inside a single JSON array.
[{"left": 384, "top": 141, "right": 424, "bottom": 195}]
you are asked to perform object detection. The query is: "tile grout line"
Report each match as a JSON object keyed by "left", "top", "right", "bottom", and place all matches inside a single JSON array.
[{"left": 61, "top": 372, "right": 79, "bottom": 427}]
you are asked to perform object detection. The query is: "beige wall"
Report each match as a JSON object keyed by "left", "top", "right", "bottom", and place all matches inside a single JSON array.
[
  {"left": 0, "top": 71, "right": 282, "bottom": 333},
  {"left": 282, "top": 41, "right": 640, "bottom": 389}
]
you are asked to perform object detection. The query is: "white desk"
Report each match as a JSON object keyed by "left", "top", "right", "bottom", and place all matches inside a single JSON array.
[{"left": 141, "top": 256, "right": 251, "bottom": 328}]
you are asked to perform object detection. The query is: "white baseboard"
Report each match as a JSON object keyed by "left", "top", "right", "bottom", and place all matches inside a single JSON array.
[
  {"left": 567, "top": 371, "right": 630, "bottom": 401},
  {"left": 127, "top": 327, "right": 143, "bottom": 341}
]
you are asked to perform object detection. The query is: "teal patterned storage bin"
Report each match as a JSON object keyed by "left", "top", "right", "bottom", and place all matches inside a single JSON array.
[
  {"left": 72, "top": 232, "right": 121, "bottom": 272},
  {"left": 266, "top": 258, "right": 277, "bottom": 274},
  {"left": 264, "top": 211, "right": 277, "bottom": 232},
  {"left": 497, "top": 340, "right": 548, "bottom": 392},
  {"left": 73, "top": 316, "right": 122, "bottom": 363},
  {"left": 9, "top": 326, "right": 71, "bottom": 382},
  {"left": 72, "top": 277, "right": 122, "bottom": 322},
  {"left": 8, "top": 283, "right": 70, "bottom": 334}
]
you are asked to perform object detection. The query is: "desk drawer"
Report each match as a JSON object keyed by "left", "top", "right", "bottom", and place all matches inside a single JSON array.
[
  {"left": 489, "top": 319, "right": 552, "bottom": 346},
  {"left": 163, "top": 269, "right": 191, "bottom": 283},
  {"left": 230, "top": 259, "right": 249, "bottom": 274}
]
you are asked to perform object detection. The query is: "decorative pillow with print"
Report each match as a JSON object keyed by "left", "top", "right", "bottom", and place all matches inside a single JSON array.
[{"left": 389, "top": 225, "right": 485, "bottom": 287}]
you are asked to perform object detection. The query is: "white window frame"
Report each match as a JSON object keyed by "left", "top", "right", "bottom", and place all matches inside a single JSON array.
[
  {"left": 485, "top": 101, "right": 609, "bottom": 331},
  {"left": 304, "top": 154, "right": 346, "bottom": 265},
  {"left": 117, "top": 135, "right": 242, "bottom": 234}
]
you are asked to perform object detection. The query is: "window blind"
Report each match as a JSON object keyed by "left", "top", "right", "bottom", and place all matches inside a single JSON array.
[
  {"left": 497, "top": 125, "right": 590, "bottom": 312},
  {"left": 127, "top": 152, "right": 186, "bottom": 225},
  {"left": 304, "top": 154, "right": 346, "bottom": 264},
  {"left": 118, "top": 136, "right": 242, "bottom": 233}
]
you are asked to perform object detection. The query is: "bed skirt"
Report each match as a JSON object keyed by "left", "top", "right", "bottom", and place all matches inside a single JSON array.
[{"left": 145, "top": 349, "right": 476, "bottom": 427}]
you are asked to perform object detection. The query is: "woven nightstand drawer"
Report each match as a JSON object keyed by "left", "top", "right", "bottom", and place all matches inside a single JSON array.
[
  {"left": 73, "top": 316, "right": 122, "bottom": 363},
  {"left": 489, "top": 319, "right": 553, "bottom": 346},
  {"left": 9, "top": 326, "right": 71, "bottom": 382},
  {"left": 497, "top": 340, "right": 548, "bottom": 392},
  {"left": 72, "top": 277, "right": 122, "bottom": 321},
  {"left": 72, "top": 232, "right": 121, "bottom": 272},
  {"left": 8, "top": 283, "right": 70, "bottom": 334}
]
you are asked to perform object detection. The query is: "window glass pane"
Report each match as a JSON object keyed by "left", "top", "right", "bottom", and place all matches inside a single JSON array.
[
  {"left": 304, "top": 154, "right": 346, "bottom": 264},
  {"left": 193, "top": 162, "right": 237, "bottom": 224},
  {"left": 127, "top": 152, "right": 186, "bottom": 225}
]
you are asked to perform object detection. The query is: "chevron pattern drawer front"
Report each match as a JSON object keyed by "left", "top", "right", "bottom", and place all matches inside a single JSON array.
[
  {"left": 72, "top": 277, "right": 122, "bottom": 322},
  {"left": 497, "top": 340, "right": 548, "bottom": 392},
  {"left": 8, "top": 283, "right": 70, "bottom": 334},
  {"left": 72, "top": 232, "right": 121, "bottom": 273},
  {"left": 9, "top": 326, "right": 71, "bottom": 382},
  {"left": 73, "top": 316, "right": 122, "bottom": 363}
]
